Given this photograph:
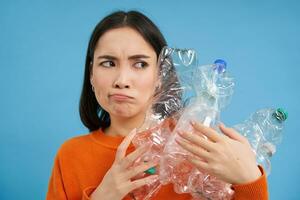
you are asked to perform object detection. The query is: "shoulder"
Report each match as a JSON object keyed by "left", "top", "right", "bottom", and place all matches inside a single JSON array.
[{"left": 56, "top": 131, "right": 95, "bottom": 158}]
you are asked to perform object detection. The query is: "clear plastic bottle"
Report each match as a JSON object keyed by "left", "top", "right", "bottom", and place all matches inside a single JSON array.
[
  {"left": 130, "top": 47, "right": 198, "bottom": 200},
  {"left": 233, "top": 108, "right": 288, "bottom": 175},
  {"left": 160, "top": 47, "right": 199, "bottom": 104},
  {"left": 195, "top": 59, "right": 234, "bottom": 110},
  {"left": 182, "top": 60, "right": 236, "bottom": 199},
  {"left": 160, "top": 59, "right": 235, "bottom": 196}
]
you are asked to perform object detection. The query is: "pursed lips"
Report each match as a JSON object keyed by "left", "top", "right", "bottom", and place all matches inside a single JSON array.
[{"left": 109, "top": 93, "right": 134, "bottom": 101}]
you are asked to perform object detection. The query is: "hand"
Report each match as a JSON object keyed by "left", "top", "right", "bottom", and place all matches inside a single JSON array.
[
  {"left": 90, "top": 128, "right": 159, "bottom": 200},
  {"left": 176, "top": 121, "right": 262, "bottom": 185}
]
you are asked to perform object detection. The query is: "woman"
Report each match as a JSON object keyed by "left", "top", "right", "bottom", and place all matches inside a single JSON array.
[{"left": 46, "top": 10, "right": 268, "bottom": 200}]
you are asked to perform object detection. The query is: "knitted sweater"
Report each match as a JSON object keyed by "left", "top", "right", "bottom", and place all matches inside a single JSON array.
[{"left": 46, "top": 127, "right": 268, "bottom": 200}]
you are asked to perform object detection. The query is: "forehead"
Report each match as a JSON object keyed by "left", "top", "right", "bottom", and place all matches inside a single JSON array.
[{"left": 94, "top": 27, "right": 156, "bottom": 57}]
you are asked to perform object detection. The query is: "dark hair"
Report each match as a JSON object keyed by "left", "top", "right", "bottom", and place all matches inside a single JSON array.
[{"left": 79, "top": 10, "right": 168, "bottom": 132}]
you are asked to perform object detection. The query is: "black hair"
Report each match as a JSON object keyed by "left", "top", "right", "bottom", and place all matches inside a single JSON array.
[{"left": 79, "top": 10, "right": 168, "bottom": 132}]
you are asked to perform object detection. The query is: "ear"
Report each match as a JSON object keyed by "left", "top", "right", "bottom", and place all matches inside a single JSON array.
[{"left": 90, "top": 76, "right": 95, "bottom": 92}]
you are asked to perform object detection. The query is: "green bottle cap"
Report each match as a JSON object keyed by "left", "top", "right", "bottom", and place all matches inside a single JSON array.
[
  {"left": 273, "top": 108, "right": 288, "bottom": 122},
  {"left": 145, "top": 167, "right": 156, "bottom": 175}
]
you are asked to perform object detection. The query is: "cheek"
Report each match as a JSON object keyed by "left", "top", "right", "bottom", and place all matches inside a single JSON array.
[{"left": 93, "top": 74, "right": 111, "bottom": 106}]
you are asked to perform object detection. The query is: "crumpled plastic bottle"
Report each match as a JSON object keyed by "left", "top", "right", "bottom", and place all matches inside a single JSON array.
[
  {"left": 128, "top": 46, "right": 287, "bottom": 200},
  {"left": 187, "top": 108, "right": 288, "bottom": 200},
  {"left": 188, "top": 170, "right": 234, "bottom": 200},
  {"left": 129, "top": 120, "right": 173, "bottom": 200},
  {"left": 160, "top": 58, "right": 235, "bottom": 200},
  {"left": 233, "top": 108, "right": 288, "bottom": 176},
  {"left": 129, "top": 47, "right": 187, "bottom": 200}
]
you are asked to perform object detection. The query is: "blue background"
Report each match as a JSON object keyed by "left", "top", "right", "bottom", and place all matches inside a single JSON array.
[{"left": 1, "top": 0, "right": 299, "bottom": 199}]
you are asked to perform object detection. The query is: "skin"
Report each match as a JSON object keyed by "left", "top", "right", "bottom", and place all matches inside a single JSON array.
[
  {"left": 176, "top": 122, "right": 262, "bottom": 185},
  {"left": 90, "top": 27, "right": 160, "bottom": 200},
  {"left": 89, "top": 27, "right": 261, "bottom": 199},
  {"left": 91, "top": 129, "right": 159, "bottom": 200},
  {"left": 90, "top": 27, "right": 159, "bottom": 137}
]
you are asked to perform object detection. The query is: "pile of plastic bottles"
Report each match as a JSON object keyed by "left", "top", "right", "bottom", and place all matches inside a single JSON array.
[{"left": 129, "top": 47, "right": 288, "bottom": 200}]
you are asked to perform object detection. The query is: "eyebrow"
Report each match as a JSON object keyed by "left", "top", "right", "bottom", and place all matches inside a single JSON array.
[{"left": 97, "top": 54, "right": 151, "bottom": 60}]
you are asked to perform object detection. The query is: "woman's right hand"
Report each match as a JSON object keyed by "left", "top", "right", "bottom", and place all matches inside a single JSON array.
[{"left": 90, "top": 128, "right": 159, "bottom": 200}]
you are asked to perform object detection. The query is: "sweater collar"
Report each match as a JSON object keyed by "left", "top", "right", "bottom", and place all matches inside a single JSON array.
[{"left": 90, "top": 128, "right": 135, "bottom": 150}]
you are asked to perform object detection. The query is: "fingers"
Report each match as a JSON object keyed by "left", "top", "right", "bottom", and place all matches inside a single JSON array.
[
  {"left": 191, "top": 121, "right": 222, "bottom": 142},
  {"left": 219, "top": 123, "right": 249, "bottom": 144},
  {"left": 123, "top": 161, "right": 158, "bottom": 180},
  {"left": 177, "top": 131, "right": 215, "bottom": 153},
  {"left": 127, "top": 175, "right": 159, "bottom": 192},
  {"left": 188, "top": 157, "right": 209, "bottom": 171},
  {"left": 120, "top": 144, "right": 151, "bottom": 169},
  {"left": 115, "top": 128, "right": 137, "bottom": 162},
  {"left": 176, "top": 136, "right": 211, "bottom": 160}
]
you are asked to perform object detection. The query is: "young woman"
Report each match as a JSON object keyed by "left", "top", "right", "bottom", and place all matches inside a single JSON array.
[{"left": 46, "top": 11, "right": 268, "bottom": 200}]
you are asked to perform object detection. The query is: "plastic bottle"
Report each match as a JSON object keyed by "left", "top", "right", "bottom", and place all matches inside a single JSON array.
[
  {"left": 233, "top": 108, "right": 288, "bottom": 175},
  {"left": 160, "top": 59, "right": 235, "bottom": 196},
  {"left": 129, "top": 47, "right": 198, "bottom": 200}
]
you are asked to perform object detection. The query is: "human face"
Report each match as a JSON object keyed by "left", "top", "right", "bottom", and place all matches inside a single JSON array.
[{"left": 90, "top": 27, "right": 158, "bottom": 120}]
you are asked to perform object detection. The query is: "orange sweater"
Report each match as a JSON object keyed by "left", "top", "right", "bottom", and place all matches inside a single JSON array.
[{"left": 46, "top": 128, "right": 269, "bottom": 200}]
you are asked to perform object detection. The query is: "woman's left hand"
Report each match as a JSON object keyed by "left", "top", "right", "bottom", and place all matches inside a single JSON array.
[{"left": 176, "top": 121, "right": 262, "bottom": 185}]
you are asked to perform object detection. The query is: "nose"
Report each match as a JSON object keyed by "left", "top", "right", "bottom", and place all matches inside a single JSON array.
[{"left": 113, "top": 68, "right": 131, "bottom": 89}]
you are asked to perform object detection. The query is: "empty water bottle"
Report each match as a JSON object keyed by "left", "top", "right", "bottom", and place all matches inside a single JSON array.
[
  {"left": 160, "top": 59, "right": 235, "bottom": 197},
  {"left": 233, "top": 108, "right": 288, "bottom": 175}
]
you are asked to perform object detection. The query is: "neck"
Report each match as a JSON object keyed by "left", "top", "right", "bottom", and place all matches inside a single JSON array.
[{"left": 104, "top": 113, "right": 146, "bottom": 137}]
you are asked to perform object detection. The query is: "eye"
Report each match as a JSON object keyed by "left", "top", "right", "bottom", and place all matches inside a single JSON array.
[
  {"left": 134, "top": 61, "right": 149, "bottom": 69},
  {"left": 99, "top": 60, "right": 115, "bottom": 68}
]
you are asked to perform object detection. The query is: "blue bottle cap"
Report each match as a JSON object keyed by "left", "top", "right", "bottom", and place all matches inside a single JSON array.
[{"left": 214, "top": 59, "right": 227, "bottom": 73}]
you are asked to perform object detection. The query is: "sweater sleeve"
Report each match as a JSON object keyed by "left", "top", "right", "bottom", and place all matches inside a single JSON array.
[
  {"left": 231, "top": 165, "right": 269, "bottom": 200},
  {"left": 46, "top": 153, "right": 68, "bottom": 200},
  {"left": 82, "top": 186, "right": 97, "bottom": 200},
  {"left": 81, "top": 187, "right": 135, "bottom": 200}
]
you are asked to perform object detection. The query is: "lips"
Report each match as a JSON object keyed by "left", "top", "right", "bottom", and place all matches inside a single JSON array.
[{"left": 109, "top": 93, "right": 133, "bottom": 101}]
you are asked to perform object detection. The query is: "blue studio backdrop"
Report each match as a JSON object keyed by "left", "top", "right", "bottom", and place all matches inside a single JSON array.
[{"left": 1, "top": 0, "right": 299, "bottom": 199}]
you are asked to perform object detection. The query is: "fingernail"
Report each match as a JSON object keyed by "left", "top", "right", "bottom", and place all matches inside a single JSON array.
[
  {"left": 177, "top": 131, "right": 183, "bottom": 136},
  {"left": 175, "top": 138, "right": 184, "bottom": 145},
  {"left": 149, "top": 175, "right": 159, "bottom": 180},
  {"left": 190, "top": 120, "right": 196, "bottom": 126}
]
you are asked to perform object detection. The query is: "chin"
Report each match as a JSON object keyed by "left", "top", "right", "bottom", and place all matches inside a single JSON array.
[
  {"left": 108, "top": 103, "right": 147, "bottom": 119},
  {"left": 114, "top": 111, "right": 132, "bottom": 118},
  {"left": 110, "top": 107, "right": 136, "bottom": 118}
]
